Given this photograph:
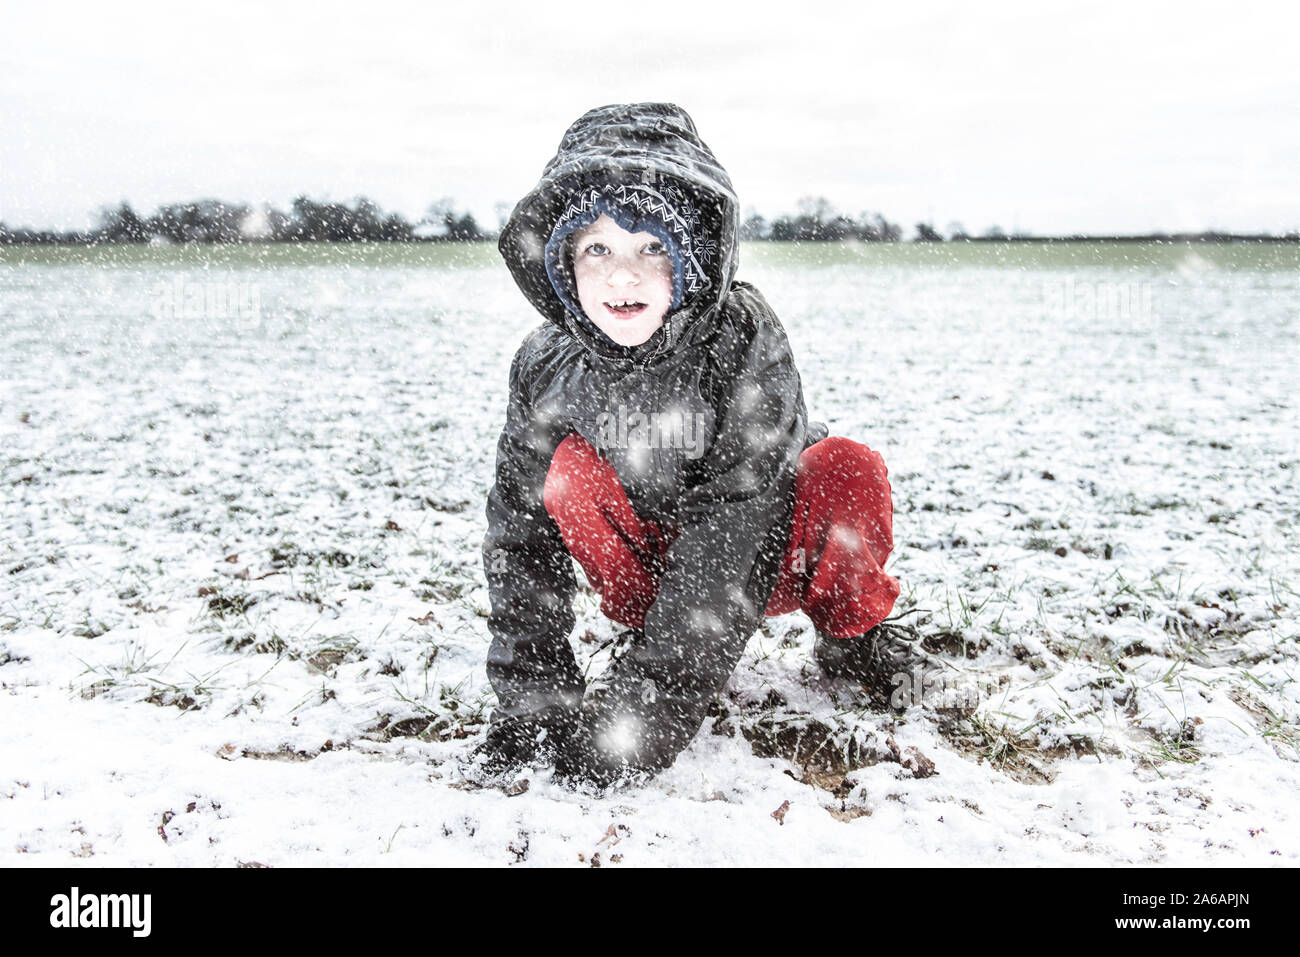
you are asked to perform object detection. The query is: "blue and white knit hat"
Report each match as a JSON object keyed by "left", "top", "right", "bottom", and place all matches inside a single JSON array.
[{"left": 544, "top": 177, "right": 716, "bottom": 329}]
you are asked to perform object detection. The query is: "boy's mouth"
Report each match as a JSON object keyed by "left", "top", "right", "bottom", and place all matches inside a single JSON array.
[{"left": 604, "top": 299, "right": 647, "bottom": 318}]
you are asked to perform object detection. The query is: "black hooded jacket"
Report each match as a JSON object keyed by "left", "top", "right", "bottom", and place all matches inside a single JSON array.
[{"left": 487, "top": 102, "right": 827, "bottom": 775}]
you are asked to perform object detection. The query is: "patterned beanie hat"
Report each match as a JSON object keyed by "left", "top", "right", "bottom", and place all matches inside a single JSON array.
[{"left": 544, "top": 177, "right": 716, "bottom": 328}]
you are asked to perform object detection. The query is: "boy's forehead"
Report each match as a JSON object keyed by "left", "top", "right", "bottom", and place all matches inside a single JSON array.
[{"left": 575, "top": 214, "right": 651, "bottom": 239}]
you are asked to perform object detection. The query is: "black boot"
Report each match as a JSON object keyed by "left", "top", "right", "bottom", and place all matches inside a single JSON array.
[
  {"left": 464, "top": 705, "right": 580, "bottom": 784},
  {"left": 814, "top": 620, "right": 978, "bottom": 719},
  {"left": 551, "top": 709, "right": 627, "bottom": 792}
]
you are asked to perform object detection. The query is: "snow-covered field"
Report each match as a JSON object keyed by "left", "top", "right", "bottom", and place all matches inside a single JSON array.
[{"left": 2, "top": 241, "right": 1297, "bottom": 866}]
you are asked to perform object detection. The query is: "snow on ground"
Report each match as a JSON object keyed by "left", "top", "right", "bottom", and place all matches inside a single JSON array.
[{"left": 2, "top": 242, "right": 1297, "bottom": 866}]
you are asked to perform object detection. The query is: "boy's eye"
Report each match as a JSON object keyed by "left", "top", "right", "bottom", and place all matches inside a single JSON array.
[
  {"left": 585, "top": 242, "right": 609, "bottom": 256},
  {"left": 643, "top": 241, "right": 666, "bottom": 255}
]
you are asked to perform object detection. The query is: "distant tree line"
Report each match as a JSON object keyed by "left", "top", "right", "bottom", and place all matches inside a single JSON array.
[
  {"left": 2, "top": 194, "right": 1296, "bottom": 245},
  {"left": 742, "top": 197, "right": 907, "bottom": 242},
  {"left": 742, "top": 201, "right": 1299, "bottom": 243},
  {"left": 0, "top": 195, "right": 487, "bottom": 245}
]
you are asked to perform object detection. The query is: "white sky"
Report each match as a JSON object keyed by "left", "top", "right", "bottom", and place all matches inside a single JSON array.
[{"left": 2, "top": 0, "right": 1297, "bottom": 235}]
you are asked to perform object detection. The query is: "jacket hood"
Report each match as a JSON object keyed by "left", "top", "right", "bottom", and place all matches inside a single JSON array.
[{"left": 499, "top": 103, "right": 740, "bottom": 364}]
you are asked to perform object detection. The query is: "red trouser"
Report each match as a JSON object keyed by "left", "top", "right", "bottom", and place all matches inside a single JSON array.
[{"left": 542, "top": 434, "right": 901, "bottom": 639}]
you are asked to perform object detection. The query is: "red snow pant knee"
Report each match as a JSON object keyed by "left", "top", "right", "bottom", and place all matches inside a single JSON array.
[
  {"left": 763, "top": 435, "right": 902, "bottom": 637},
  {"left": 542, "top": 433, "right": 901, "bottom": 639}
]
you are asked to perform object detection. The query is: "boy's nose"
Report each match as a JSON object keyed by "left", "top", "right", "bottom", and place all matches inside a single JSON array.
[{"left": 608, "top": 264, "right": 639, "bottom": 285}]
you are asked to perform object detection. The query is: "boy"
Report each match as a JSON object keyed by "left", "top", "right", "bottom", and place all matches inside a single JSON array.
[{"left": 476, "top": 103, "right": 967, "bottom": 790}]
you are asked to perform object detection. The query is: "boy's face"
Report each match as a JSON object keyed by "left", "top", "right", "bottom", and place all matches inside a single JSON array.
[{"left": 571, "top": 214, "right": 673, "bottom": 347}]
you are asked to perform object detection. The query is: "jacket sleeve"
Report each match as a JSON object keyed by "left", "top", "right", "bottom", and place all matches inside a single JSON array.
[
  {"left": 584, "top": 285, "right": 808, "bottom": 773},
  {"left": 482, "top": 336, "right": 585, "bottom": 722}
]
